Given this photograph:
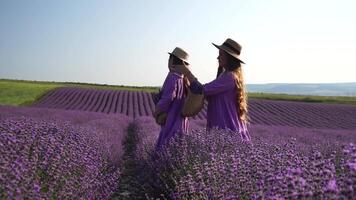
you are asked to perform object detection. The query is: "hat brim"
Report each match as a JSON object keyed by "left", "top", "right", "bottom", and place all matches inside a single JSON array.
[
  {"left": 168, "top": 52, "right": 189, "bottom": 64},
  {"left": 212, "top": 43, "right": 245, "bottom": 64}
]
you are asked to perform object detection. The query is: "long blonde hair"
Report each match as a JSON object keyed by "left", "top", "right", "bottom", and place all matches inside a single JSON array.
[
  {"left": 222, "top": 55, "right": 249, "bottom": 124},
  {"left": 232, "top": 67, "right": 249, "bottom": 124},
  {"left": 183, "top": 77, "right": 190, "bottom": 96}
]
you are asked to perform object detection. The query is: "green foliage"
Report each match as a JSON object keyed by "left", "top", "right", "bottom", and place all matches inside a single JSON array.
[
  {"left": 0, "top": 184, "right": 5, "bottom": 199},
  {"left": 111, "top": 122, "right": 146, "bottom": 200},
  {"left": 0, "top": 80, "right": 59, "bottom": 106}
]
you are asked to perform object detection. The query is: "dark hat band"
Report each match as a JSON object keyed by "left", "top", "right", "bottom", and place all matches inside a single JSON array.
[{"left": 222, "top": 42, "right": 241, "bottom": 55}]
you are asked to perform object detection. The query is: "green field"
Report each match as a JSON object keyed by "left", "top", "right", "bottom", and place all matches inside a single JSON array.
[
  {"left": 0, "top": 79, "right": 159, "bottom": 106},
  {"left": 1, "top": 79, "right": 356, "bottom": 106}
]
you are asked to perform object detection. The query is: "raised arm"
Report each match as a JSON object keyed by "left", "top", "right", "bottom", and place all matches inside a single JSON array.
[
  {"left": 202, "top": 72, "right": 235, "bottom": 96},
  {"left": 170, "top": 63, "right": 235, "bottom": 96}
]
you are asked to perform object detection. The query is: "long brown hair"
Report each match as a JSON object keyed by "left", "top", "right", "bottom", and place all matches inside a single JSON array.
[{"left": 223, "top": 54, "right": 249, "bottom": 124}]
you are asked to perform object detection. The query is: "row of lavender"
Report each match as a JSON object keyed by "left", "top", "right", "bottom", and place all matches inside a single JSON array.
[
  {"left": 33, "top": 87, "right": 356, "bottom": 130},
  {"left": 33, "top": 87, "right": 158, "bottom": 118},
  {"left": 0, "top": 105, "right": 130, "bottom": 199}
]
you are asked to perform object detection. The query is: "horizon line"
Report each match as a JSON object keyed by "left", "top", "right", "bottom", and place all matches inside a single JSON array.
[{"left": 1, "top": 78, "right": 356, "bottom": 87}]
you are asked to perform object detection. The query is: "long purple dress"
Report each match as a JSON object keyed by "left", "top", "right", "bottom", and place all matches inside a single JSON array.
[
  {"left": 155, "top": 72, "right": 188, "bottom": 150},
  {"left": 191, "top": 71, "right": 251, "bottom": 141}
]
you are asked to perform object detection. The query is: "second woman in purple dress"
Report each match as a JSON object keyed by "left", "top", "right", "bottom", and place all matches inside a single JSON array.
[{"left": 170, "top": 38, "right": 251, "bottom": 141}]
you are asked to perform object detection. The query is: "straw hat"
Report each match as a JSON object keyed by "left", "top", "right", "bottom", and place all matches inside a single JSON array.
[
  {"left": 212, "top": 38, "right": 245, "bottom": 64},
  {"left": 168, "top": 47, "right": 189, "bottom": 64},
  {"left": 182, "top": 89, "right": 204, "bottom": 117}
]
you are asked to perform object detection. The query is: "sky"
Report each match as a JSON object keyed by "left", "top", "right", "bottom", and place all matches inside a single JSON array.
[{"left": 0, "top": 0, "right": 355, "bottom": 86}]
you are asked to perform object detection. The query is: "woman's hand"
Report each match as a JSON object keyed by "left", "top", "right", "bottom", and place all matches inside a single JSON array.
[
  {"left": 170, "top": 62, "right": 197, "bottom": 82},
  {"left": 153, "top": 107, "right": 167, "bottom": 125},
  {"left": 153, "top": 106, "right": 162, "bottom": 118},
  {"left": 169, "top": 62, "right": 191, "bottom": 76}
]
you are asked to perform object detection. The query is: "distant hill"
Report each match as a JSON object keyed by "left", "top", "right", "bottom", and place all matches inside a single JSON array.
[{"left": 247, "top": 83, "right": 356, "bottom": 96}]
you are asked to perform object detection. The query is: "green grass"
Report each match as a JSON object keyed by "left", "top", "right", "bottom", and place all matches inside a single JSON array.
[
  {"left": 0, "top": 79, "right": 159, "bottom": 106},
  {"left": 1, "top": 79, "right": 356, "bottom": 106},
  {"left": 0, "top": 80, "right": 60, "bottom": 106}
]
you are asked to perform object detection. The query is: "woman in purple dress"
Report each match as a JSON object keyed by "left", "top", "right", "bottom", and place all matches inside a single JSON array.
[
  {"left": 154, "top": 47, "right": 190, "bottom": 150},
  {"left": 171, "top": 38, "right": 251, "bottom": 141}
]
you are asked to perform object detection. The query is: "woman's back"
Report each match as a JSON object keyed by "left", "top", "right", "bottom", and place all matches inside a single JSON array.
[
  {"left": 204, "top": 71, "right": 244, "bottom": 132},
  {"left": 155, "top": 72, "right": 188, "bottom": 150}
]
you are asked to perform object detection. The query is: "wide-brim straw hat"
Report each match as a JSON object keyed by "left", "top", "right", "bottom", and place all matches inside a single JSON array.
[
  {"left": 168, "top": 47, "right": 190, "bottom": 64},
  {"left": 212, "top": 38, "right": 245, "bottom": 64},
  {"left": 182, "top": 89, "right": 204, "bottom": 117}
]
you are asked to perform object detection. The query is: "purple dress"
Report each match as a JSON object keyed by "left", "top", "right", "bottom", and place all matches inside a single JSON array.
[
  {"left": 191, "top": 71, "right": 251, "bottom": 141},
  {"left": 155, "top": 72, "right": 188, "bottom": 150}
]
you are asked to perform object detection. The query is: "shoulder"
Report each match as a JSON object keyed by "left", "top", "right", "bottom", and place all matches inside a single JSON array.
[
  {"left": 168, "top": 72, "right": 184, "bottom": 79},
  {"left": 217, "top": 71, "right": 236, "bottom": 82},
  {"left": 166, "top": 72, "right": 184, "bottom": 83},
  {"left": 163, "top": 72, "right": 181, "bottom": 88}
]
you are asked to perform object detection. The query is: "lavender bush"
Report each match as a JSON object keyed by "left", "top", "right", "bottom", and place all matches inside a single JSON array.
[
  {"left": 0, "top": 105, "right": 131, "bottom": 199},
  {"left": 135, "top": 120, "right": 356, "bottom": 199},
  {"left": 0, "top": 117, "right": 119, "bottom": 199},
  {"left": 0, "top": 105, "right": 131, "bottom": 166}
]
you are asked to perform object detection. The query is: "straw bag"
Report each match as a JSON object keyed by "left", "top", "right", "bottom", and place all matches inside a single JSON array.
[{"left": 182, "top": 89, "right": 204, "bottom": 117}]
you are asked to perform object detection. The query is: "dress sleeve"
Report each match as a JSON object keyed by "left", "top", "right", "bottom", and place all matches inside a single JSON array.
[
  {"left": 156, "top": 74, "right": 177, "bottom": 112},
  {"left": 189, "top": 80, "right": 204, "bottom": 94},
  {"left": 203, "top": 73, "right": 236, "bottom": 96}
]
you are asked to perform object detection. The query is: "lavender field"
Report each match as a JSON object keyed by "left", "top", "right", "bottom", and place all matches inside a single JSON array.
[
  {"left": 1, "top": 87, "right": 356, "bottom": 199},
  {"left": 33, "top": 87, "right": 356, "bottom": 129}
]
